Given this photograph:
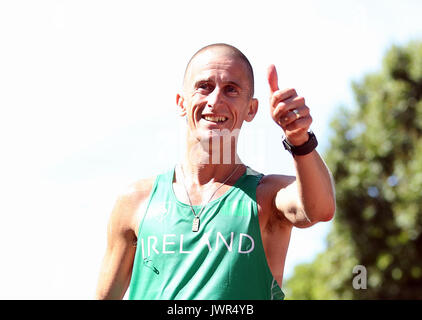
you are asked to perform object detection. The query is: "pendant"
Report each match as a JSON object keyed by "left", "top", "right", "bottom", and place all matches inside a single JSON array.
[{"left": 192, "top": 217, "right": 200, "bottom": 232}]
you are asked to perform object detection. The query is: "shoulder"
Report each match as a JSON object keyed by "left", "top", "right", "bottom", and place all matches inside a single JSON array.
[
  {"left": 116, "top": 176, "right": 156, "bottom": 207},
  {"left": 256, "top": 173, "right": 297, "bottom": 228},
  {"left": 257, "top": 174, "right": 296, "bottom": 195},
  {"left": 109, "top": 176, "right": 156, "bottom": 236},
  {"left": 242, "top": 167, "right": 294, "bottom": 188}
]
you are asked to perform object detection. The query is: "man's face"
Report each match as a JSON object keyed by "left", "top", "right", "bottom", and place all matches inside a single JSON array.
[{"left": 178, "top": 48, "right": 258, "bottom": 142}]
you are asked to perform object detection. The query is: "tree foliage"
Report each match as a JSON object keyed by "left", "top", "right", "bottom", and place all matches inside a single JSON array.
[{"left": 284, "top": 41, "right": 422, "bottom": 299}]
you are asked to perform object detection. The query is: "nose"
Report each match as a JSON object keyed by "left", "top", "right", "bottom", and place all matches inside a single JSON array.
[{"left": 207, "top": 86, "right": 223, "bottom": 109}]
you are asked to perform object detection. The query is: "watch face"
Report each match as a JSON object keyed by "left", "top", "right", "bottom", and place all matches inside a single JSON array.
[{"left": 282, "top": 139, "right": 293, "bottom": 154}]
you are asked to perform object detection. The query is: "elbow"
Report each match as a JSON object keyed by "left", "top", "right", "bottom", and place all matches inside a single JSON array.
[
  {"left": 301, "top": 204, "right": 335, "bottom": 226},
  {"left": 308, "top": 199, "right": 335, "bottom": 223},
  {"left": 320, "top": 200, "right": 336, "bottom": 222},
  {"left": 320, "top": 211, "right": 335, "bottom": 222}
]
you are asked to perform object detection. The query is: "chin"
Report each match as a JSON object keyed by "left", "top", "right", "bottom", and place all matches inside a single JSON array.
[{"left": 196, "top": 129, "right": 221, "bottom": 143}]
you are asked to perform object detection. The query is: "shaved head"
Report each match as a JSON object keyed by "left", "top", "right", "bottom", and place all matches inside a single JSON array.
[{"left": 183, "top": 43, "right": 255, "bottom": 97}]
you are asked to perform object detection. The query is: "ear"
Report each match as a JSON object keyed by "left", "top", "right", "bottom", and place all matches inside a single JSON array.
[
  {"left": 176, "top": 93, "right": 187, "bottom": 117},
  {"left": 245, "top": 98, "right": 258, "bottom": 122}
]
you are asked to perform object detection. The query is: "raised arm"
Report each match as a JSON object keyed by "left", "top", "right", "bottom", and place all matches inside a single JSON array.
[{"left": 267, "top": 65, "right": 335, "bottom": 228}]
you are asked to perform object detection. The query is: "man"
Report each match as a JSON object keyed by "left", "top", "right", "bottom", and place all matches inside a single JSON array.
[{"left": 95, "top": 43, "right": 336, "bottom": 300}]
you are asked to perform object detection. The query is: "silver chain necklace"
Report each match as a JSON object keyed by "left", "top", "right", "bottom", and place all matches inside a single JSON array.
[{"left": 178, "top": 164, "right": 241, "bottom": 232}]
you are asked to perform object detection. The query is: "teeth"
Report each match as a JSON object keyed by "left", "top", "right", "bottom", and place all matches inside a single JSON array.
[{"left": 204, "top": 116, "right": 227, "bottom": 122}]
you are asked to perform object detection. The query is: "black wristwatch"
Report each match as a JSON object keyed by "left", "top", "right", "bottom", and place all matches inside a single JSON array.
[{"left": 282, "top": 131, "right": 318, "bottom": 156}]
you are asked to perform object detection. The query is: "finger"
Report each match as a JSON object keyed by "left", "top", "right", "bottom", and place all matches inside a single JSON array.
[
  {"left": 285, "top": 114, "right": 313, "bottom": 132},
  {"left": 275, "top": 105, "right": 310, "bottom": 127},
  {"left": 270, "top": 88, "right": 297, "bottom": 110},
  {"left": 267, "top": 64, "right": 279, "bottom": 93},
  {"left": 272, "top": 96, "right": 306, "bottom": 121}
]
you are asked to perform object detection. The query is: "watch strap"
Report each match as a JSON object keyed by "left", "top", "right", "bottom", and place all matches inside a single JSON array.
[{"left": 282, "top": 131, "right": 318, "bottom": 156}]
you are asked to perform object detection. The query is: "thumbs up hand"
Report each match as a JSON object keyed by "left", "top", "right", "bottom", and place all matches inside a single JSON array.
[{"left": 267, "top": 64, "right": 312, "bottom": 146}]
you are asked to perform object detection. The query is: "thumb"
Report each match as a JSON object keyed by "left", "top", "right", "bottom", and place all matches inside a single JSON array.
[{"left": 267, "top": 64, "right": 279, "bottom": 93}]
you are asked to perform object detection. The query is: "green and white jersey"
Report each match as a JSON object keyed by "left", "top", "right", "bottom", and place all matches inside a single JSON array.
[{"left": 128, "top": 166, "right": 284, "bottom": 300}]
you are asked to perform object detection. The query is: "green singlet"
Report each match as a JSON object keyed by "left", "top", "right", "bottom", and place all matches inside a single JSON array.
[{"left": 128, "top": 166, "right": 285, "bottom": 300}]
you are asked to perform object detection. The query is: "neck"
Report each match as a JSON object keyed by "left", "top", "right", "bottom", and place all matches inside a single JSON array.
[{"left": 181, "top": 133, "right": 244, "bottom": 187}]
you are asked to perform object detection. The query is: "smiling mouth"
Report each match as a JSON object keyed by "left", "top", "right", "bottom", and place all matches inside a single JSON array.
[{"left": 201, "top": 115, "right": 228, "bottom": 123}]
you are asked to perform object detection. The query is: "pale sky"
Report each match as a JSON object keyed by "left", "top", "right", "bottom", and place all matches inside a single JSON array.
[{"left": 0, "top": 0, "right": 421, "bottom": 299}]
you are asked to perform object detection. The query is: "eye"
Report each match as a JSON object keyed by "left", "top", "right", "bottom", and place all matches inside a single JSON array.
[
  {"left": 225, "top": 85, "right": 239, "bottom": 95},
  {"left": 197, "top": 82, "right": 213, "bottom": 92}
]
